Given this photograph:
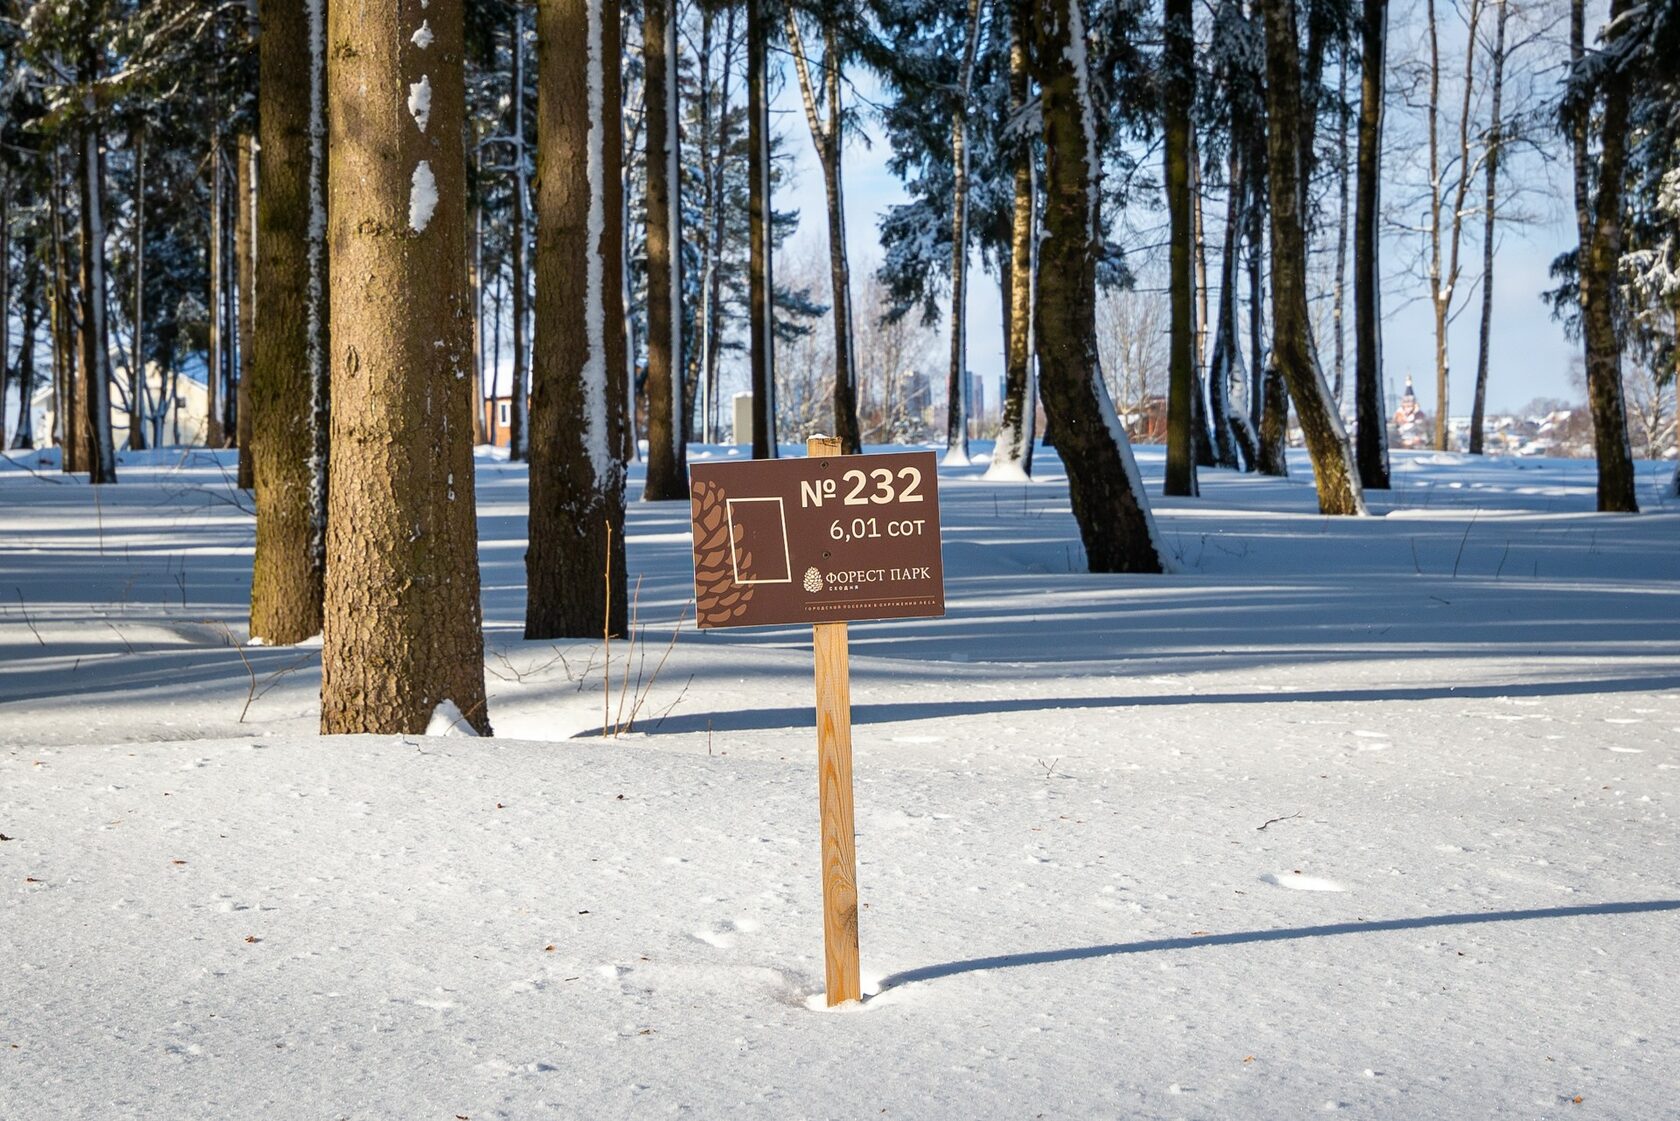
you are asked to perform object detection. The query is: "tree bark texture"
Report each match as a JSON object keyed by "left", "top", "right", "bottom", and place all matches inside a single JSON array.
[
  {"left": 76, "top": 85, "right": 117, "bottom": 485},
  {"left": 1261, "top": 0, "right": 1365, "bottom": 513},
  {"left": 988, "top": 0, "right": 1037, "bottom": 479},
  {"left": 250, "top": 0, "right": 327, "bottom": 644},
  {"left": 321, "top": 0, "right": 491, "bottom": 733},
  {"left": 642, "top": 0, "right": 688, "bottom": 494},
  {"left": 527, "top": 0, "right": 632, "bottom": 638},
  {"left": 1573, "top": 0, "right": 1638, "bottom": 512},
  {"left": 1207, "top": 145, "right": 1245, "bottom": 469},
  {"left": 509, "top": 7, "right": 530, "bottom": 463},
  {"left": 747, "top": 0, "right": 777, "bottom": 458},
  {"left": 1032, "top": 0, "right": 1165, "bottom": 573},
  {"left": 944, "top": 0, "right": 983, "bottom": 465},
  {"left": 48, "top": 151, "right": 84, "bottom": 471},
  {"left": 1354, "top": 0, "right": 1390, "bottom": 488},
  {"left": 783, "top": 12, "right": 863, "bottom": 454},
  {"left": 1163, "top": 0, "right": 1198, "bottom": 496},
  {"left": 11, "top": 254, "right": 40, "bottom": 449},
  {"left": 235, "top": 133, "right": 256, "bottom": 487},
  {"left": 128, "top": 134, "right": 148, "bottom": 451}
]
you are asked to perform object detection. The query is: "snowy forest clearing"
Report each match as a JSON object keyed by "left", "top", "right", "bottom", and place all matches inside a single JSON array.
[{"left": 4, "top": 447, "right": 1679, "bottom": 1118}]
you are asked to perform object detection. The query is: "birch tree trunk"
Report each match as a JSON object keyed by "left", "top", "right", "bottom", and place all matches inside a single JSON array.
[
  {"left": 1, "top": 167, "right": 9, "bottom": 440},
  {"left": 207, "top": 130, "right": 223, "bottom": 449},
  {"left": 943, "top": 0, "right": 983, "bottom": 466},
  {"left": 1163, "top": 0, "right": 1198, "bottom": 496},
  {"left": 527, "top": 0, "right": 632, "bottom": 637},
  {"left": 1331, "top": 53, "right": 1349, "bottom": 404},
  {"left": 321, "top": 0, "right": 490, "bottom": 734},
  {"left": 1189, "top": 134, "right": 1214, "bottom": 469},
  {"left": 783, "top": 12, "right": 863, "bottom": 454},
  {"left": 1427, "top": 0, "right": 1483, "bottom": 451},
  {"left": 1260, "top": 0, "right": 1365, "bottom": 513},
  {"left": 987, "top": 0, "right": 1037, "bottom": 479},
  {"left": 644, "top": 0, "right": 689, "bottom": 495},
  {"left": 1354, "top": 0, "right": 1390, "bottom": 488},
  {"left": 1032, "top": 0, "right": 1165, "bottom": 573},
  {"left": 11, "top": 254, "right": 40, "bottom": 449},
  {"left": 1469, "top": 0, "right": 1507, "bottom": 456},
  {"left": 250, "top": 0, "right": 327, "bottom": 645},
  {"left": 1208, "top": 144, "right": 1246, "bottom": 470}
]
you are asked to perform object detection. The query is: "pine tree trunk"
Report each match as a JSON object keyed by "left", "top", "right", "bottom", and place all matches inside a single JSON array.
[
  {"left": 1261, "top": 0, "right": 1364, "bottom": 513},
  {"left": 1354, "top": 0, "right": 1390, "bottom": 488},
  {"left": 944, "top": 0, "right": 982, "bottom": 465},
  {"left": 988, "top": 0, "right": 1037, "bottom": 480},
  {"left": 747, "top": 0, "right": 777, "bottom": 458},
  {"left": 250, "top": 0, "right": 327, "bottom": 645},
  {"left": 470, "top": 198, "right": 487, "bottom": 445},
  {"left": 527, "top": 0, "right": 631, "bottom": 638},
  {"left": 76, "top": 83, "right": 117, "bottom": 485},
  {"left": 509, "top": 7, "right": 529, "bottom": 463},
  {"left": 1163, "top": 0, "right": 1198, "bottom": 496},
  {"left": 1469, "top": 0, "right": 1506, "bottom": 457},
  {"left": 1573, "top": 0, "right": 1638, "bottom": 512},
  {"left": 307, "top": 0, "right": 331, "bottom": 581},
  {"left": 48, "top": 150, "right": 83, "bottom": 470},
  {"left": 235, "top": 133, "right": 256, "bottom": 487},
  {"left": 129, "top": 129, "right": 148, "bottom": 451},
  {"left": 222, "top": 150, "right": 241, "bottom": 447},
  {"left": 643, "top": 0, "right": 688, "bottom": 496},
  {"left": 1246, "top": 187, "right": 1264, "bottom": 432},
  {"left": 1032, "top": 0, "right": 1165, "bottom": 573},
  {"left": 321, "top": 0, "right": 490, "bottom": 734}
]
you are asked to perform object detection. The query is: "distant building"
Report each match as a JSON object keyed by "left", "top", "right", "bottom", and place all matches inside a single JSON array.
[
  {"left": 482, "top": 395, "right": 517, "bottom": 449},
  {"left": 29, "top": 360, "right": 212, "bottom": 448},
  {"left": 1392, "top": 375, "right": 1430, "bottom": 449}
]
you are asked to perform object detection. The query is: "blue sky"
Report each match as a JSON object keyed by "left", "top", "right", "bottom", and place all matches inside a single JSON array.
[{"left": 770, "top": 27, "right": 1588, "bottom": 421}]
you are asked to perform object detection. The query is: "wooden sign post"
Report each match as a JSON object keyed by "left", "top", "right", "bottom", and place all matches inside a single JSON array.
[
  {"left": 807, "top": 435, "right": 860, "bottom": 1005},
  {"left": 686, "top": 437, "right": 944, "bottom": 1007}
]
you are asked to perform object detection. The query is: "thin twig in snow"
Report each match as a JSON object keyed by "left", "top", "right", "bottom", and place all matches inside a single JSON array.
[
  {"left": 1451, "top": 510, "right": 1478, "bottom": 578},
  {"left": 14, "top": 588, "right": 45, "bottom": 646},
  {"left": 1257, "top": 811, "right": 1302, "bottom": 831}
]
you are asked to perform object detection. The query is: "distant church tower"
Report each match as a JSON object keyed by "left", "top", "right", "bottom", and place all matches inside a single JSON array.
[{"left": 1393, "top": 376, "right": 1426, "bottom": 448}]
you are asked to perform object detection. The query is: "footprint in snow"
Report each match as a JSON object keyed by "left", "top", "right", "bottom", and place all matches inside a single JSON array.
[
  {"left": 1260, "top": 871, "right": 1346, "bottom": 892},
  {"left": 691, "top": 917, "right": 761, "bottom": 949}
]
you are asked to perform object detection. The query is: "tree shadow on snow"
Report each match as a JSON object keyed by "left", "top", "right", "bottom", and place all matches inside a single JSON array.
[
  {"left": 643, "top": 673, "right": 1680, "bottom": 735},
  {"left": 874, "top": 900, "right": 1680, "bottom": 993}
]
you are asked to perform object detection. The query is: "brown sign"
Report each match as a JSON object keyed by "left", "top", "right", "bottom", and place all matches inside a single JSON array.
[{"left": 689, "top": 451, "right": 945, "bottom": 629}]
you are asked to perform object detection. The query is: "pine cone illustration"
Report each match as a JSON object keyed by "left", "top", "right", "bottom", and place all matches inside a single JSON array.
[
  {"left": 691, "top": 479, "right": 755, "bottom": 626},
  {"left": 802, "top": 566, "right": 823, "bottom": 594}
]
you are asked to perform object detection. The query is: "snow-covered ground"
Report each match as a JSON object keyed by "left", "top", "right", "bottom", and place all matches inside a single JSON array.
[{"left": 3, "top": 443, "right": 1678, "bottom": 1119}]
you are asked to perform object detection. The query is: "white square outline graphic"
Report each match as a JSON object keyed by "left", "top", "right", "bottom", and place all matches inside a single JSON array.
[{"left": 725, "top": 496, "right": 793, "bottom": 584}]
